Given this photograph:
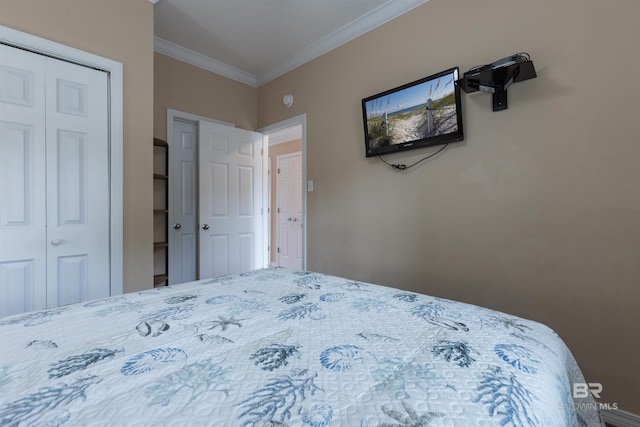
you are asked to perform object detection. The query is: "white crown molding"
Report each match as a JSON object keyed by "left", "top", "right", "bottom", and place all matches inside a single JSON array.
[
  {"left": 153, "top": 0, "right": 429, "bottom": 87},
  {"left": 256, "top": 0, "right": 430, "bottom": 86},
  {"left": 148, "top": 0, "right": 160, "bottom": 4},
  {"left": 154, "top": 36, "right": 258, "bottom": 87}
]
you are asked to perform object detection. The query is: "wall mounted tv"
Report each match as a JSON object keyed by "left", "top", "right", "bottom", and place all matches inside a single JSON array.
[{"left": 361, "top": 67, "right": 463, "bottom": 157}]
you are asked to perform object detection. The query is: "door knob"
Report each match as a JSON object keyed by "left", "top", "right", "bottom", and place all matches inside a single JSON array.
[
  {"left": 173, "top": 223, "right": 182, "bottom": 230},
  {"left": 51, "top": 239, "right": 61, "bottom": 246},
  {"left": 202, "top": 224, "right": 210, "bottom": 230}
]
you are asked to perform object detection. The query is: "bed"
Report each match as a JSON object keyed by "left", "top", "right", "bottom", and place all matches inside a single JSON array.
[{"left": 0, "top": 268, "right": 603, "bottom": 426}]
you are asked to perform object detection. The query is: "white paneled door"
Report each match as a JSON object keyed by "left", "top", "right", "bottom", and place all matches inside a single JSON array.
[
  {"left": 0, "top": 44, "right": 110, "bottom": 317},
  {"left": 169, "top": 119, "right": 197, "bottom": 285},
  {"left": 277, "top": 153, "right": 303, "bottom": 270},
  {"left": 198, "top": 120, "right": 265, "bottom": 279}
]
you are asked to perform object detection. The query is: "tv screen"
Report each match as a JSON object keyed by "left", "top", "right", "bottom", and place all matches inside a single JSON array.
[{"left": 362, "top": 67, "right": 464, "bottom": 157}]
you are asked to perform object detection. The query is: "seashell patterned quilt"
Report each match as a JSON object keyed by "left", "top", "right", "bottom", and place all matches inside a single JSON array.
[{"left": 0, "top": 268, "right": 603, "bottom": 426}]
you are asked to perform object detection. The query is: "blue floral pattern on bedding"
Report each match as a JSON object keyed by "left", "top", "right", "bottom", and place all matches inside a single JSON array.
[{"left": 0, "top": 268, "right": 603, "bottom": 426}]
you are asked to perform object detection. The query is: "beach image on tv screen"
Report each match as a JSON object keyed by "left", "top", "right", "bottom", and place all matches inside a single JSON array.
[{"left": 364, "top": 72, "right": 458, "bottom": 149}]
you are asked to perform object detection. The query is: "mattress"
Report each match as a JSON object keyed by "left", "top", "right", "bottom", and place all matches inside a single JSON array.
[{"left": 0, "top": 268, "right": 603, "bottom": 426}]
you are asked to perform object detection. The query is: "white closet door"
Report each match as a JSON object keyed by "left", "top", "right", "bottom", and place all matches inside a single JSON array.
[
  {"left": 0, "top": 44, "right": 47, "bottom": 316},
  {"left": 198, "top": 121, "right": 264, "bottom": 279},
  {"left": 45, "top": 56, "right": 110, "bottom": 307},
  {"left": 0, "top": 44, "right": 110, "bottom": 317}
]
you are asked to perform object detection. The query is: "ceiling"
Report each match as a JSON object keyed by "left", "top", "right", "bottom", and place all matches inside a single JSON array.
[{"left": 153, "top": 0, "right": 429, "bottom": 87}]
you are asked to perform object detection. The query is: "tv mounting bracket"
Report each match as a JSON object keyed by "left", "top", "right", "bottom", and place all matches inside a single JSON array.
[{"left": 457, "top": 53, "right": 537, "bottom": 111}]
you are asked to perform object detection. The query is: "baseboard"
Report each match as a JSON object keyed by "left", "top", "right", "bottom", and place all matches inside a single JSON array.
[{"left": 601, "top": 409, "right": 640, "bottom": 427}]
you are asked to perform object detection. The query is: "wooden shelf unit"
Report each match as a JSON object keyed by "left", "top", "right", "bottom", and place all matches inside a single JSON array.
[{"left": 153, "top": 137, "right": 169, "bottom": 287}]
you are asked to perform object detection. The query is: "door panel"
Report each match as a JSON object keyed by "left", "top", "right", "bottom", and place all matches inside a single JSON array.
[
  {"left": 181, "top": 162, "right": 196, "bottom": 216},
  {"left": 0, "top": 260, "right": 36, "bottom": 316},
  {"left": 209, "top": 233, "right": 230, "bottom": 277},
  {"left": 238, "top": 232, "right": 254, "bottom": 273},
  {"left": 45, "top": 54, "right": 110, "bottom": 306},
  {"left": 169, "top": 120, "right": 197, "bottom": 284},
  {"left": 238, "top": 165, "right": 254, "bottom": 216},
  {"left": 1, "top": 123, "right": 35, "bottom": 226},
  {"left": 55, "top": 130, "right": 86, "bottom": 225},
  {"left": 209, "top": 162, "right": 229, "bottom": 218},
  {"left": 180, "top": 234, "right": 196, "bottom": 279},
  {"left": 56, "top": 255, "right": 87, "bottom": 306},
  {"left": 199, "top": 121, "right": 264, "bottom": 279},
  {"left": 0, "top": 44, "right": 47, "bottom": 317},
  {"left": 0, "top": 64, "right": 34, "bottom": 106}
]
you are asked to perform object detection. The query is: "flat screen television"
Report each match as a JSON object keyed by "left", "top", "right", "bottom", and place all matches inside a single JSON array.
[{"left": 361, "top": 67, "right": 464, "bottom": 157}]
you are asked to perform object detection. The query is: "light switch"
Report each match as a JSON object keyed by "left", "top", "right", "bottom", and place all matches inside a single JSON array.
[{"left": 307, "top": 180, "right": 314, "bottom": 192}]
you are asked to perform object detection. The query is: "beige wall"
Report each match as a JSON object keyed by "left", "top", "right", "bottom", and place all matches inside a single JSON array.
[
  {"left": 269, "top": 140, "right": 303, "bottom": 264},
  {"left": 154, "top": 52, "right": 258, "bottom": 137},
  {"left": 0, "top": 0, "right": 154, "bottom": 293},
  {"left": 258, "top": 0, "right": 640, "bottom": 413}
]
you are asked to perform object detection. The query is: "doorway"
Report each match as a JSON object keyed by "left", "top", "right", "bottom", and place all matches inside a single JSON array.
[
  {"left": 167, "top": 110, "right": 268, "bottom": 284},
  {"left": 259, "top": 115, "right": 307, "bottom": 270},
  {"left": 167, "top": 111, "right": 307, "bottom": 283},
  {"left": 269, "top": 140, "right": 303, "bottom": 269}
]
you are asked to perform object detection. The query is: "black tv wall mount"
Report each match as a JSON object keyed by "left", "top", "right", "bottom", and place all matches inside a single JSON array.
[{"left": 458, "top": 53, "right": 536, "bottom": 111}]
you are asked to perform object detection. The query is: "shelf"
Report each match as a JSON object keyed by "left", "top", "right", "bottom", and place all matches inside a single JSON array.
[
  {"left": 153, "top": 137, "right": 168, "bottom": 147},
  {"left": 154, "top": 274, "right": 169, "bottom": 286},
  {"left": 153, "top": 137, "right": 169, "bottom": 287}
]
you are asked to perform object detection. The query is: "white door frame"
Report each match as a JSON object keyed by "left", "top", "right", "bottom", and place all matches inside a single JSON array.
[
  {"left": 0, "top": 25, "right": 124, "bottom": 296},
  {"left": 258, "top": 114, "right": 307, "bottom": 270}
]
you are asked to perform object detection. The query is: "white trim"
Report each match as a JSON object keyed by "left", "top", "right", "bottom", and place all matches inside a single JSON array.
[
  {"left": 261, "top": 134, "right": 270, "bottom": 269},
  {"left": 167, "top": 109, "right": 235, "bottom": 129},
  {"left": 268, "top": 124, "right": 303, "bottom": 146},
  {"left": 601, "top": 409, "right": 640, "bottom": 427},
  {"left": 0, "top": 24, "right": 124, "bottom": 296},
  {"left": 155, "top": 37, "right": 258, "bottom": 87},
  {"left": 153, "top": 0, "right": 429, "bottom": 87},
  {"left": 258, "top": 114, "right": 307, "bottom": 270},
  {"left": 267, "top": 155, "right": 271, "bottom": 266}
]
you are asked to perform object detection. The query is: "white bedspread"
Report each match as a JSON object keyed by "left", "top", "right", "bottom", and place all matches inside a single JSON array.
[{"left": 0, "top": 268, "right": 603, "bottom": 426}]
